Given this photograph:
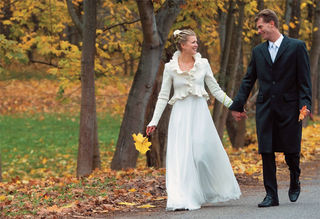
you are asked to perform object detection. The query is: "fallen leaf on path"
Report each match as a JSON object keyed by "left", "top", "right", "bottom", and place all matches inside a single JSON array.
[
  {"left": 118, "top": 202, "right": 137, "bottom": 206},
  {"left": 137, "top": 204, "right": 156, "bottom": 208}
]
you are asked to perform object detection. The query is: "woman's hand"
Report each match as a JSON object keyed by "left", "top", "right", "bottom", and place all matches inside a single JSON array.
[{"left": 146, "top": 126, "right": 156, "bottom": 136}]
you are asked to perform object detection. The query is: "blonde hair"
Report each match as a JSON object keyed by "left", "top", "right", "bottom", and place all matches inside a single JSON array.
[{"left": 173, "top": 29, "right": 196, "bottom": 51}]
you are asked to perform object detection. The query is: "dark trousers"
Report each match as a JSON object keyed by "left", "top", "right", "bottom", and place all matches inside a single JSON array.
[{"left": 261, "top": 153, "right": 300, "bottom": 199}]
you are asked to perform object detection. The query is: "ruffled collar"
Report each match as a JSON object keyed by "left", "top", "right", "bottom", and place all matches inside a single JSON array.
[{"left": 170, "top": 50, "right": 202, "bottom": 74}]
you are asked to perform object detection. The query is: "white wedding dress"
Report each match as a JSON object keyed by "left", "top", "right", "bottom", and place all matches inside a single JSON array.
[
  {"left": 166, "top": 95, "right": 241, "bottom": 210},
  {"left": 148, "top": 51, "right": 241, "bottom": 211}
]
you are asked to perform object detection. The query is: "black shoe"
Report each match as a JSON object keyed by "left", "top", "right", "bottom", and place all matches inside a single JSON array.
[
  {"left": 258, "top": 195, "right": 279, "bottom": 207},
  {"left": 289, "top": 181, "right": 300, "bottom": 202}
]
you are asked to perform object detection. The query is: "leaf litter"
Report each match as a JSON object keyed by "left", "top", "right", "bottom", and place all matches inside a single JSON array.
[{"left": 0, "top": 81, "right": 319, "bottom": 217}]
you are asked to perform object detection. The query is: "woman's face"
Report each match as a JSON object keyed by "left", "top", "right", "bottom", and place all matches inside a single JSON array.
[{"left": 181, "top": 36, "right": 198, "bottom": 55}]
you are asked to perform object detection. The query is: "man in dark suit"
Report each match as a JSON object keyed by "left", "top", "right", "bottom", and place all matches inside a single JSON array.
[{"left": 229, "top": 9, "right": 312, "bottom": 207}]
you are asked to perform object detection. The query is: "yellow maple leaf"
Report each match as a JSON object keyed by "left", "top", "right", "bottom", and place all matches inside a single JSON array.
[
  {"left": 118, "top": 202, "right": 137, "bottom": 206},
  {"left": 289, "top": 22, "right": 296, "bottom": 29},
  {"left": 0, "top": 195, "right": 6, "bottom": 201},
  {"left": 137, "top": 204, "right": 156, "bottom": 208},
  {"left": 132, "top": 133, "right": 152, "bottom": 154},
  {"left": 42, "top": 158, "right": 47, "bottom": 165},
  {"left": 153, "top": 196, "right": 167, "bottom": 201}
]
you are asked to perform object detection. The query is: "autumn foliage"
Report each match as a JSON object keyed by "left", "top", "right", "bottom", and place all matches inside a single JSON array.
[
  {"left": 0, "top": 81, "right": 319, "bottom": 216},
  {"left": 1, "top": 120, "right": 319, "bottom": 216},
  {"left": 1, "top": 0, "right": 320, "bottom": 217}
]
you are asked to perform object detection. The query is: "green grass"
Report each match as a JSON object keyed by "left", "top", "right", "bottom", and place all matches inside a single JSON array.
[{"left": 0, "top": 113, "right": 121, "bottom": 180}]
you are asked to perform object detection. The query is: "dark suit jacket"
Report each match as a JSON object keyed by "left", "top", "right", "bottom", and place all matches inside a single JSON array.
[{"left": 229, "top": 35, "right": 312, "bottom": 153}]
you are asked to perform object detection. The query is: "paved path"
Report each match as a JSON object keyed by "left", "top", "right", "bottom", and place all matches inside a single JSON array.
[{"left": 118, "top": 169, "right": 320, "bottom": 219}]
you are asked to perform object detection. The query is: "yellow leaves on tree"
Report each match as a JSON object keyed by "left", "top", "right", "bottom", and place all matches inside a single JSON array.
[{"left": 132, "top": 133, "right": 151, "bottom": 154}]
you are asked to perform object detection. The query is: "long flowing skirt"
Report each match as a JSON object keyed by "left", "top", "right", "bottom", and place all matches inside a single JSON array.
[{"left": 166, "top": 95, "right": 241, "bottom": 211}]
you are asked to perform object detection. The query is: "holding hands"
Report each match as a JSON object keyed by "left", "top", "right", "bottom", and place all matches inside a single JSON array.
[{"left": 231, "top": 110, "right": 248, "bottom": 121}]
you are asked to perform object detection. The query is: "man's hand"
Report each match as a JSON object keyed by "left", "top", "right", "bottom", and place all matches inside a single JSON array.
[
  {"left": 231, "top": 110, "right": 248, "bottom": 121},
  {"left": 146, "top": 126, "right": 156, "bottom": 136},
  {"left": 299, "top": 106, "right": 311, "bottom": 121}
]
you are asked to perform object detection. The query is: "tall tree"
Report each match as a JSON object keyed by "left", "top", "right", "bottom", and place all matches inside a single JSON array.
[
  {"left": 0, "top": 152, "right": 2, "bottom": 182},
  {"left": 252, "top": 0, "right": 265, "bottom": 49},
  {"left": 111, "top": 0, "right": 185, "bottom": 170},
  {"left": 66, "top": 0, "right": 101, "bottom": 177},
  {"left": 288, "top": 0, "right": 301, "bottom": 38},
  {"left": 318, "top": 57, "right": 320, "bottom": 115},
  {"left": 225, "top": 0, "right": 246, "bottom": 148},
  {"left": 310, "top": 0, "right": 320, "bottom": 114},
  {"left": 218, "top": 1, "right": 228, "bottom": 56},
  {"left": 213, "top": 0, "right": 236, "bottom": 139},
  {"left": 284, "top": 0, "right": 293, "bottom": 35}
]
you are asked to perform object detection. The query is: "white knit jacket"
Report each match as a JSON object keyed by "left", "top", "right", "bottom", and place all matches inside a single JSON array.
[{"left": 148, "top": 51, "right": 233, "bottom": 127}]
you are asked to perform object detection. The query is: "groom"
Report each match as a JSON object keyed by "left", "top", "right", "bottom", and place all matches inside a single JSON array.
[{"left": 230, "top": 9, "right": 312, "bottom": 207}]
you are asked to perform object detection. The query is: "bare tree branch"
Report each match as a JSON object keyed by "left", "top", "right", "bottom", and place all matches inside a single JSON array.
[
  {"left": 136, "top": 0, "right": 160, "bottom": 47},
  {"left": 102, "top": 18, "right": 140, "bottom": 32},
  {"left": 30, "top": 59, "right": 59, "bottom": 68},
  {"left": 66, "top": 0, "right": 83, "bottom": 36}
]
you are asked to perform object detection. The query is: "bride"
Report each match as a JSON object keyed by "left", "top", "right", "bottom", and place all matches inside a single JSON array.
[{"left": 146, "top": 29, "right": 241, "bottom": 211}]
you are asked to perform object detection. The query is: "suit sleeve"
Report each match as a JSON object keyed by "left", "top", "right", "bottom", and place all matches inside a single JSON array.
[
  {"left": 147, "top": 64, "right": 172, "bottom": 127},
  {"left": 297, "top": 42, "right": 312, "bottom": 111},
  {"left": 229, "top": 49, "right": 257, "bottom": 112}
]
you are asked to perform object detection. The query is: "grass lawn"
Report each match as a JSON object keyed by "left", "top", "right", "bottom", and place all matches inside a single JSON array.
[{"left": 0, "top": 113, "right": 121, "bottom": 181}]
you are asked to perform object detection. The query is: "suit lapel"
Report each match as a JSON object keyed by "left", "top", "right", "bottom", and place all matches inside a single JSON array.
[
  {"left": 260, "top": 41, "right": 273, "bottom": 66},
  {"left": 274, "top": 35, "right": 289, "bottom": 64}
]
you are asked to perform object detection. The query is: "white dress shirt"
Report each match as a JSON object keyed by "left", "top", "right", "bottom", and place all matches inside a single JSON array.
[{"left": 268, "top": 34, "right": 283, "bottom": 62}]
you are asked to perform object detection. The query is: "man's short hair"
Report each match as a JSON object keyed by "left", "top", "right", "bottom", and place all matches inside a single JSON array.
[{"left": 255, "top": 9, "right": 279, "bottom": 28}]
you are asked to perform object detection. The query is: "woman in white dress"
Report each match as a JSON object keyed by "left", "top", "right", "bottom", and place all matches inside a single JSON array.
[{"left": 146, "top": 29, "right": 241, "bottom": 211}]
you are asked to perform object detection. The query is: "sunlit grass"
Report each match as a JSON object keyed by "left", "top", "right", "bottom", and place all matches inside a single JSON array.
[{"left": 0, "top": 113, "right": 121, "bottom": 181}]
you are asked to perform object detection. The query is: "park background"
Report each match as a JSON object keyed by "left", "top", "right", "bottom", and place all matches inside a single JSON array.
[{"left": 0, "top": 0, "right": 320, "bottom": 217}]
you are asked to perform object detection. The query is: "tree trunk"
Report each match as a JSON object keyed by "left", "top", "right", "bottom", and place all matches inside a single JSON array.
[
  {"left": 218, "top": 2, "right": 228, "bottom": 55},
  {"left": 252, "top": 0, "right": 264, "bottom": 47},
  {"left": 111, "top": 0, "right": 185, "bottom": 170},
  {"left": 123, "top": 53, "right": 128, "bottom": 75},
  {"left": 249, "top": 0, "right": 264, "bottom": 100},
  {"left": 318, "top": 57, "right": 320, "bottom": 115},
  {"left": 145, "top": 60, "right": 171, "bottom": 168},
  {"left": 130, "top": 54, "right": 135, "bottom": 76},
  {"left": 288, "top": 0, "right": 301, "bottom": 38},
  {"left": 284, "top": 0, "right": 293, "bottom": 35},
  {"left": 70, "top": 0, "right": 101, "bottom": 177},
  {"left": 225, "top": 0, "right": 246, "bottom": 148},
  {"left": 0, "top": 152, "right": 2, "bottom": 182},
  {"left": 213, "top": 0, "right": 236, "bottom": 139},
  {"left": 227, "top": 46, "right": 247, "bottom": 147},
  {"left": 310, "top": 0, "right": 320, "bottom": 114}
]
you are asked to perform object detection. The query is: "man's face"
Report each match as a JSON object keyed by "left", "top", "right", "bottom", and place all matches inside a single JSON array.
[{"left": 256, "top": 17, "right": 274, "bottom": 41}]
